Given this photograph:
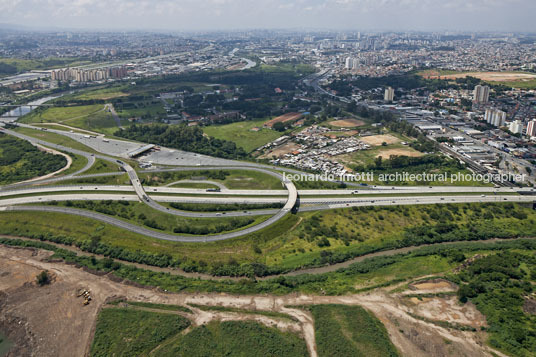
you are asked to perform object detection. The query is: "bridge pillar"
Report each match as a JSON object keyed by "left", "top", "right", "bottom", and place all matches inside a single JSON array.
[{"left": 291, "top": 195, "right": 300, "bottom": 214}]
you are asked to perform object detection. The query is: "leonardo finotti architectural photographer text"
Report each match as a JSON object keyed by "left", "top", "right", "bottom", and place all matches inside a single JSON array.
[{"left": 283, "top": 172, "right": 526, "bottom": 184}]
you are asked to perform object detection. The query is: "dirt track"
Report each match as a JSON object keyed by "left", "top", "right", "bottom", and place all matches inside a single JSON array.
[
  {"left": 0, "top": 244, "right": 510, "bottom": 357},
  {"left": 330, "top": 119, "right": 365, "bottom": 128}
]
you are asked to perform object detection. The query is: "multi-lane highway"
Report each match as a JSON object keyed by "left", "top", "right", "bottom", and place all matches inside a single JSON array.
[
  {"left": 0, "top": 183, "right": 532, "bottom": 199},
  {"left": 0, "top": 123, "right": 300, "bottom": 240},
  {"left": 1, "top": 193, "right": 533, "bottom": 242},
  {"left": 0, "top": 121, "right": 533, "bottom": 243}
]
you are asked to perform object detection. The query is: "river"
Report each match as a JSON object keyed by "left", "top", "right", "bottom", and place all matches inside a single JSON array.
[{"left": 0, "top": 95, "right": 60, "bottom": 122}]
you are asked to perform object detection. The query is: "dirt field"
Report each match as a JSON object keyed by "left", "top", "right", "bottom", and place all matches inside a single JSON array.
[
  {"left": 323, "top": 130, "right": 358, "bottom": 138},
  {"left": 0, "top": 244, "right": 508, "bottom": 357},
  {"left": 330, "top": 119, "right": 365, "bottom": 128},
  {"left": 361, "top": 134, "right": 401, "bottom": 146},
  {"left": 409, "top": 279, "right": 455, "bottom": 292},
  {"left": 421, "top": 70, "right": 536, "bottom": 82},
  {"left": 263, "top": 113, "right": 302, "bottom": 128},
  {"left": 375, "top": 148, "right": 424, "bottom": 158},
  {"left": 408, "top": 295, "right": 487, "bottom": 329},
  {"left": 259, "top": 142, "right": 300, "bottom": 159}
]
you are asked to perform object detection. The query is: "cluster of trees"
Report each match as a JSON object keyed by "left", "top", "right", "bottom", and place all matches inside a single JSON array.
[
  {"left": 386, "top": 120, "right": 438, "bottom": 152},
  {"left": 0, "top": 62, "right": 17, "bottom": 76},
  {"left": 2, "top": 236, "right": 536, "bottom": 296},
  {"left": 299, "top": 215, "right": 357, "bottom": 247},
  {"left": 353, "top": 154, "right": 463, "bottom": 174},
  {"left": 133, "top": 65, "right": 314, "bottom": 120},
  {"left": 453, "top": 75, "right": 482, "bottom": 90},
  {"left": 172, "top": 217, "right": 254, "bottom": 235},
  {"left": 115, "top": 124, "right": 247, "bottom": 159},
  {"left": 350, "top": 74, "right": 428, "bottom": 91},
  {"left": 60, "top": 200, "right": 132, "bottom": 219},
  {"left": 169, "top": 202, "right": 283, "bottom": 212},
  {"left": 142, "top": 170, "right": 230, "bottom": 185},
  {"left": 0, "top": 133, "right": 67, "bottom": 185},
  {"left": 292, "top": 203, "right": 536, "bottom": 272},
  {"left": 400, "top": 203, "right": 533, "bottom": 247},
  {"left": 401, "top": 220, "right": 524, "bottom": 247},
  {"left": 55, "top": 199, "right": 255, "bottom": 235},
  {"left": 345, "top": 102, "right": 396, "bottom": 123},
  {"left": 454, "top": 251, "right": 536, "bottom": 356},
  {"left": 327, "top": 73, "right": 460, "bottom": 97},
  {"left": 435, "top": 136, "right": 455, "bottom": 144},
  {"left": 326, "top": 72, "right": 513, "bottom": 100}
]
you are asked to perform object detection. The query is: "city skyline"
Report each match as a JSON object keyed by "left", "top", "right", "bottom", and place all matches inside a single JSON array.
[{"left": 0, "top": 0, "right": 535, "bottom": 32}]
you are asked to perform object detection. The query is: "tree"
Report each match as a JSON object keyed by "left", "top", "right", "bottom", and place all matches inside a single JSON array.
[
  {"left": 374, "top": 156, "right": 383, "bottom": 169},
  {"left": 36, "top": 270, "right": 50, "bottom": 286},
  {"left": 273, "top": 122, "right": 286, "bottom": 132}
]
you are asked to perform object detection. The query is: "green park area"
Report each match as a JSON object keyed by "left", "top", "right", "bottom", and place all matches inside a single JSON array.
[
  {"left": 203, "top": 119, "right": 283, "bottom": 152},
  {"left": 20, "top": 104, "right": 120, "bottom": 134}
]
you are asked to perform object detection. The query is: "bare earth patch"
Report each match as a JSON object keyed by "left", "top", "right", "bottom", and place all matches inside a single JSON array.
[
  {"left": 260, "top": 142, "right": 300, "bottom": 159},
  {"left": 409, "top": 279, "right": 456, "bottom": 293},
  {"left": 422, "top": 70, "right": 536, "bottom": 82},
  {"left": 0, "top": 245, "right": 506, "bottom": 357},
  {"left": 323, "top": 130, "right": 358, "bottom": 137},
  {"left": 408, "top": 295, "right": 487, "bottom": 329},
  {"left": 360, "top": 134, "right": 400, "bottom": 146},
  {"left": 330, "top": 119, "right": 365, "bottom": 128},
  {"left": 263, "top": 113, "right": 302, "bottom": 128},
  {"left": 375, "top": 148, "right": 423, "bottom": 158}
]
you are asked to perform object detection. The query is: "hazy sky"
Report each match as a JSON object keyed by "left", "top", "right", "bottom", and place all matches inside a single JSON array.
[{"left": 1, "top": 0, "right": 535, "bottom": 32}]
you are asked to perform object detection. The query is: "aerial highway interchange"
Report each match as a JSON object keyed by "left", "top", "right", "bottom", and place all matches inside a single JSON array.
[{"left": 0, "top": 122, "right": 534, "bottom": 242}]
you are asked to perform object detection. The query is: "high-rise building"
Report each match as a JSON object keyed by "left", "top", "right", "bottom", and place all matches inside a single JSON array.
[
  {"left": 526, "top": 119, "right": 536, "bottom": 137},
  {"left": 484, "top": 108, "right": 506, "bottom": 127},
  {"left": 344, "top": 57, "right": 353, "bottom": 70},
  {"left": 384, "top": 87, "right": 394, "bottom": 102},
  {"left": 473, "top": 85, "right": 490, "bottom": 104},
  {"left": 509, "top": 120, "right": 523, "bottom": 135}
]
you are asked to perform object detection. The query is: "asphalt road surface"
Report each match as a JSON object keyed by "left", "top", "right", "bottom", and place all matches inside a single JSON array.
[
  {"left": 1, "top": 194, "right": 533, "bottom": 242},
  {"left": 1, "top": 122, "right": 533, "bottom": 243}
]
